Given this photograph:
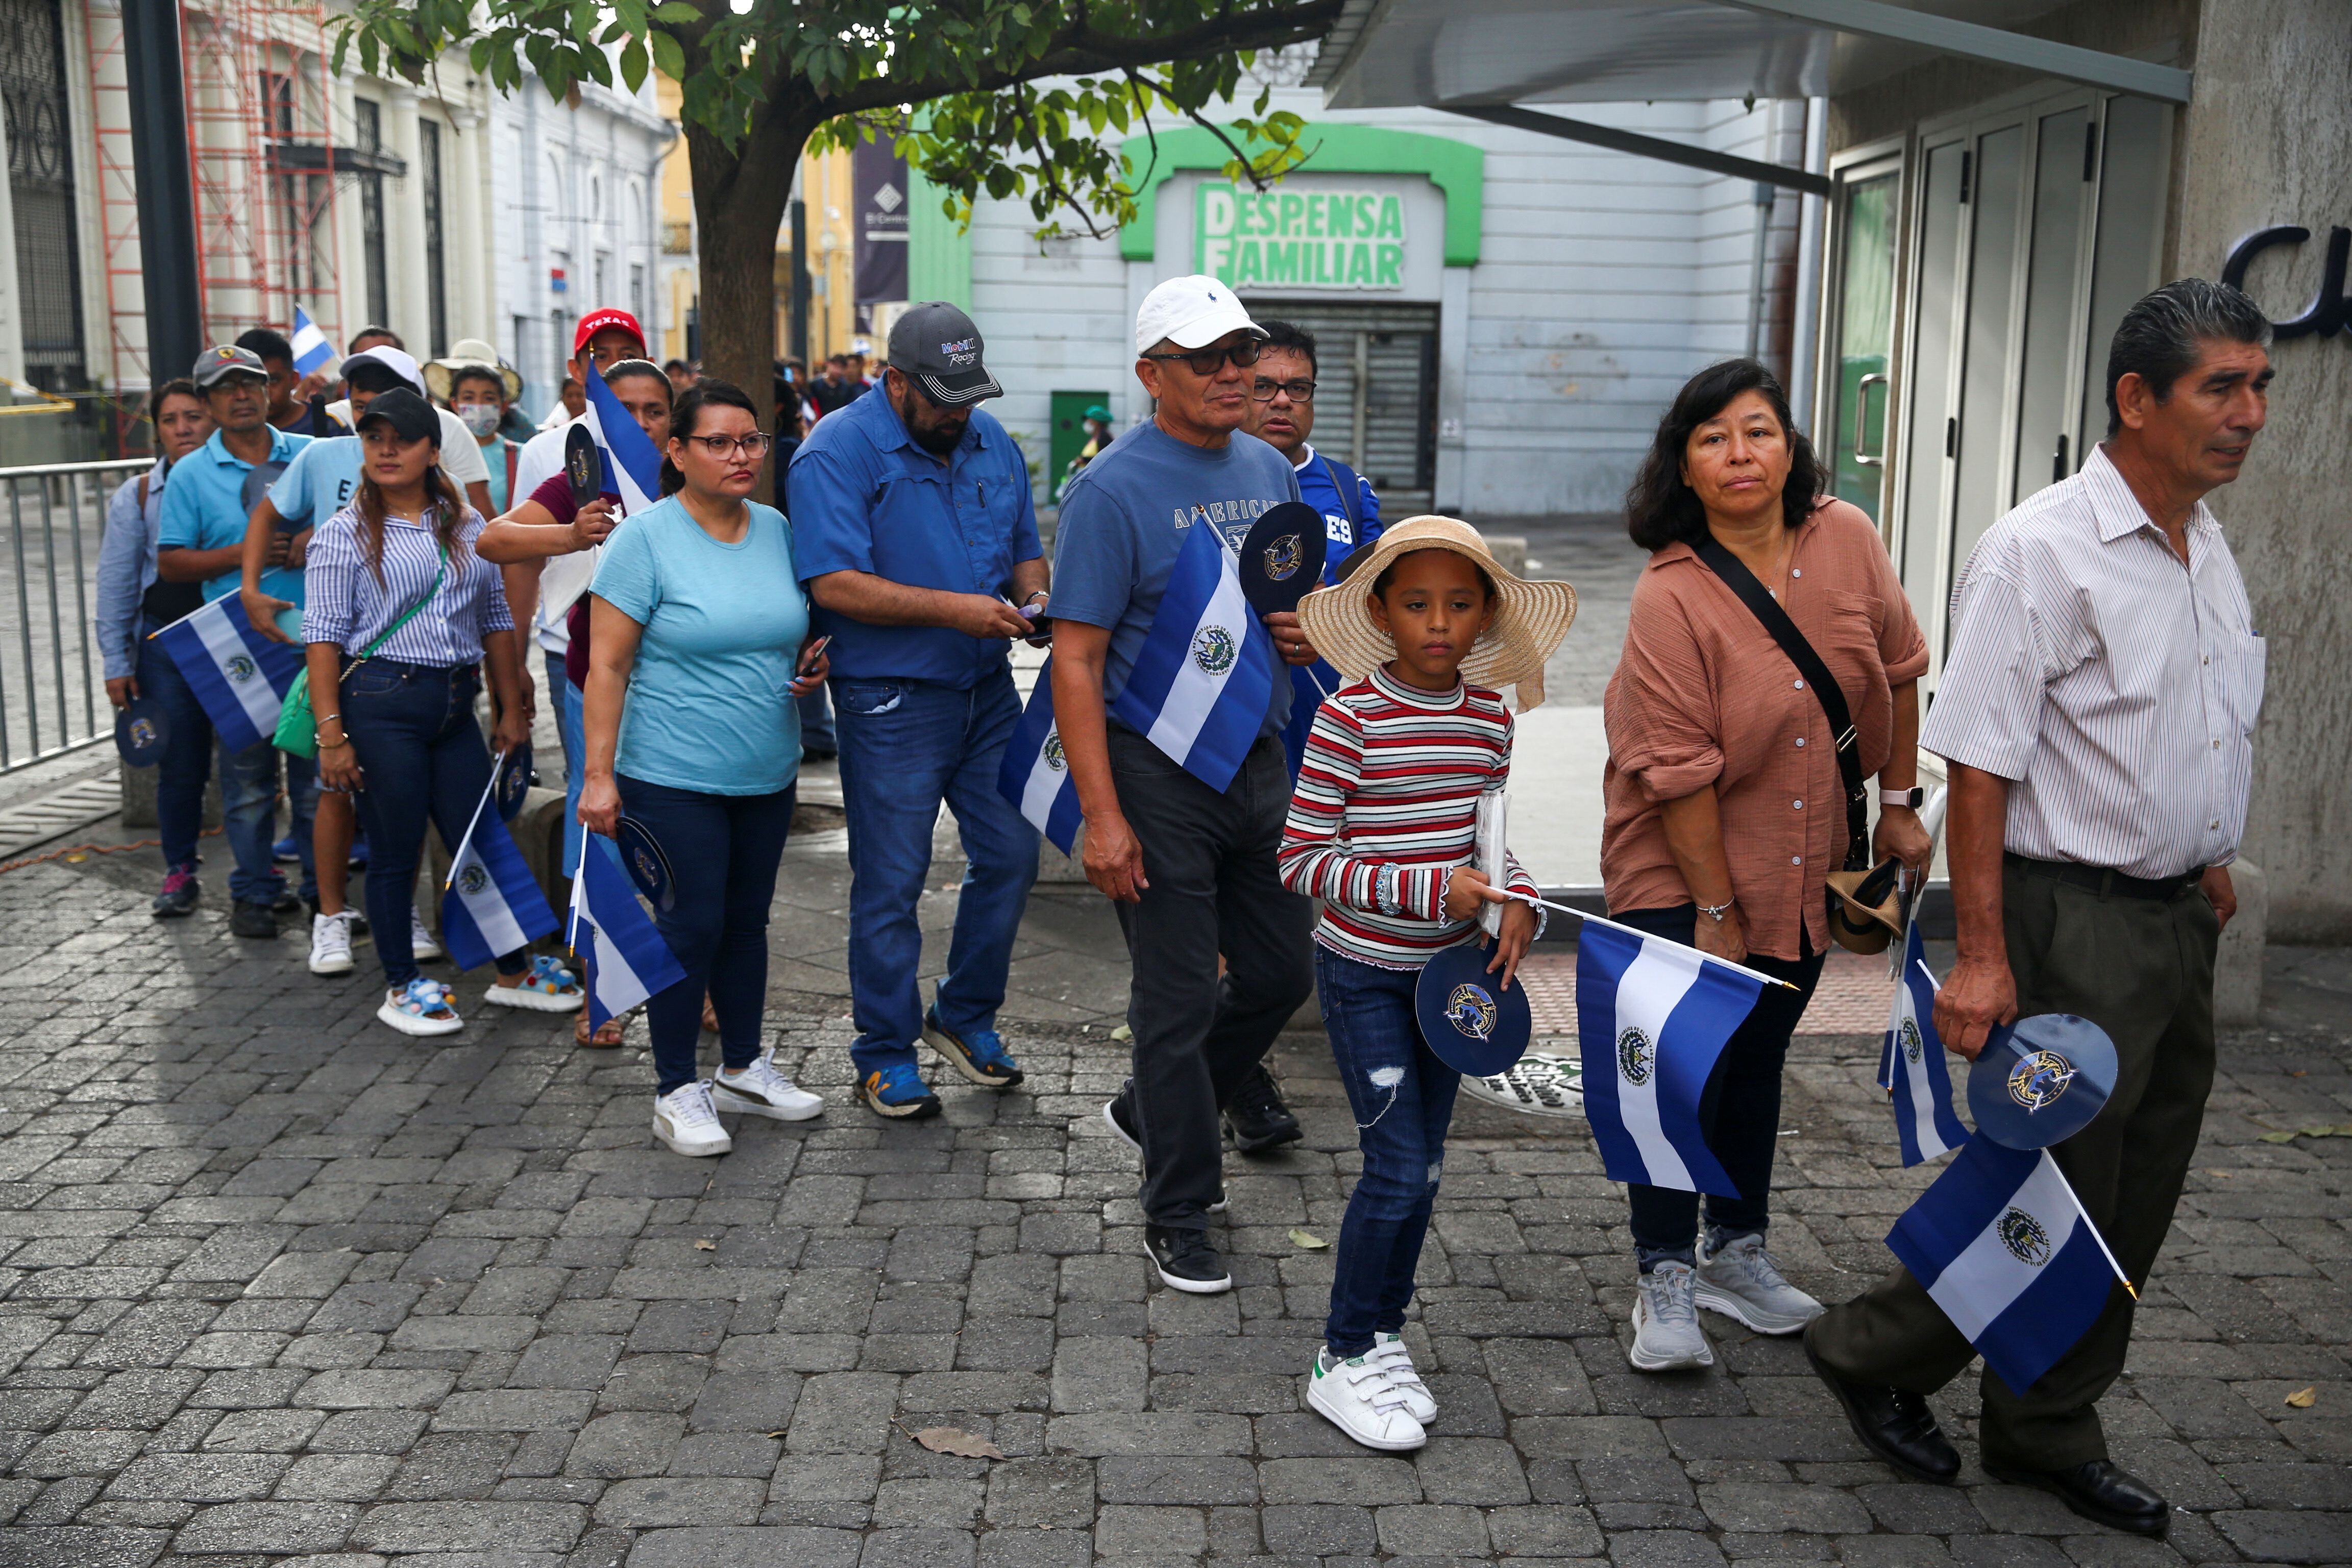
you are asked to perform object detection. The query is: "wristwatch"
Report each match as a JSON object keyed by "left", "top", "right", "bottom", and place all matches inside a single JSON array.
[{"left": 1879, "top": 787, "right": 1924, "bottom": 809}]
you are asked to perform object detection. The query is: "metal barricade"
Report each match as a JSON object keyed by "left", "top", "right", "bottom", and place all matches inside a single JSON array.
[{"left": 0, "top": 458, "right": 147, "bottom": 774}]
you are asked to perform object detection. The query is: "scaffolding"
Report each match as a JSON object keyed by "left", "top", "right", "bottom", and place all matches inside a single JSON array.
[{"left": 82, "top": 0, "right": 345, "bottom": 398}]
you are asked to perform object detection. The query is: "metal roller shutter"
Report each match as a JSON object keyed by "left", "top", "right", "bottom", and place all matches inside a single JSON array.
[{"left": 1240, "top": 299, "right": 1438, "bottom": 517}]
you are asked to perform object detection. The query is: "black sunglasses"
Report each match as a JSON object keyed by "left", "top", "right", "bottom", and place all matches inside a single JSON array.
[{"left": 1141, "top": 340, "right": 1262, "bottom": 377}]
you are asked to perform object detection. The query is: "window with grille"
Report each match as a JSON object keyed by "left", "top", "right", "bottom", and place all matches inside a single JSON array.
[
  {"left": 354, "top": 98, "right": 389, "bottom": 328},
  {"left": 0, "top": 0, "right": 88, "bottom": 394},
  {"left": 421, "top": 119, "right": 447, "bottom": 357}
]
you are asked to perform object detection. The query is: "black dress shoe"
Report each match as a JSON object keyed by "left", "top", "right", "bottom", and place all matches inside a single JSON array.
[
  {"left": 1221, "top": 1062, "right": 1303, "bottom": 1154},
  {"left": 1803, "top": 1324, "right": 1960, "bottom": 1483},
  {"left": 1983, "top": 1459, "right": 2168, "bottom": 1537}
]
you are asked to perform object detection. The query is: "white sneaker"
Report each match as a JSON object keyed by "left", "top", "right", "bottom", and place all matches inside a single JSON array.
[
  {"left": 308, "top": 911, "right": 355, "bottom": 976},
  {"left": 1629, "top": 1260, "right": 1714, "bottom": 1371},
  {"left": 483, "top": 954, "right": 585, "bottom": 1014},
  {"left": 1696, "top": 1232, "right": 1824, "bottom": 1335},
  {"left": 653, "top": 1081, "right": 732, "bottom": 1157},
  {"left": 378, "top": 977, "right": 463, "bottom": 1037},
  {"left": 712, "top": 1054, "right": 825, "bottom": 1121},
  {"left": 1366, "top": 1332, "right": 1438, "bottom": 1425},
  {"left": 410, "top": 908, "right": 444, "bottom": 962},
  {"left": 1307, "top": 1347, "right": 1428, "bottom": 1451}
]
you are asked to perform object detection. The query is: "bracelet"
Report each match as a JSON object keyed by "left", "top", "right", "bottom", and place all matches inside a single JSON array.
[
  {"left": 1699, "top": 898, "right": 1735, "bottom": 923},
  {"left": 318, "top": 737, "right": 352, "bottom": 750},
  {"left": 315, "top": 713, "right": 340, "bottom": 726},
  {"left": 1020, "top": 590, "right": 1049, "bottom": 606}
]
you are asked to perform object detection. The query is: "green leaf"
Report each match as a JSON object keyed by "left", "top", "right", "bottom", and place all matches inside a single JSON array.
[
  {"left": 2257, "top": 1130, "right": 2299, "bottom": 1143},
  {"left": 1288, "top": 1230, "right": 1329, "bottom": 1250},
  {"left": 618, "top": 36, "right": 648, "bottom": 91},
  {"left": 649, "top": 28, "right": 686, "bottom": 81},
  {"left": 650, "top": 1, "right": 701, "bottom": 18}
]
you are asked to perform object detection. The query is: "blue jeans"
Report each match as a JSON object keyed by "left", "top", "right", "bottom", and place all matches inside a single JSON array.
[
  {"left": 831, "top": 668, "right": 1038, "bottom": 1078},
  {"left": 219, "top": 740, "right": 315, "bottom": 907},
  {"left": 546, "top": 649, "right": 585, "bottom": 876},
  {"left": 136, "top": 613, "right": 215, "bottom": 871},
  {"left": 340, "top": 659, "right": 521, "bottom": 989},
  {"left": 616, "top": 775, "right": 794, "bottom": 1094},
  {"left": 1317, "top": 946, "right": 1462, "bottom": 1357}
]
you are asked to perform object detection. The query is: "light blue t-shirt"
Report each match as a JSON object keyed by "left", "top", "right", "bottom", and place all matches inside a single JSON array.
[
  {"left": 591, "top": 495, "right": 807, "bottom": 795},
  {"left": 1050, "top": 422, "right": 1302, "bottom": 738},
  {"left": 262, "top": 436, "right": 365, "bottom": 614},
  {"left": 155, "top": 425, "right": 312, "bottom": 607}
]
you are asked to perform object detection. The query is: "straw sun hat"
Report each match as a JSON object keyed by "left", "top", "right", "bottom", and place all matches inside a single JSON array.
[
  {"left": 423, "top": 338, "right": 524, "bottom": 403},
  {"left": 1297, "top": 514, "right": 1577, "bottom": 708}
]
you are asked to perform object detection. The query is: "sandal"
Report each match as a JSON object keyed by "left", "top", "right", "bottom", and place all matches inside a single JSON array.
[
  {"left": 485, "top": 954, "right": 586, "bottom": 1014},
  {"left": 575, "top": 1011, "right": 627, "bottom": 1048},
  {"left": 379, "top": 977, "right": 462, "bottom": 1037}
]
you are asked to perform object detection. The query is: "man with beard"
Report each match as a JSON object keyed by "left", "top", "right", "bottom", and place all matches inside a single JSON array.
[{"left": 790, "top": 302, "right": 1046, "bottom": 1120}]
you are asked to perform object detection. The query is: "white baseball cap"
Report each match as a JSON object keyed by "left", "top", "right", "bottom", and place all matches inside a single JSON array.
[
  {"left": 339, "top": 344, "right": 426, "bottom": 396},
  {"left": 1134, "top": 274, "right": 1267, "bottom": 355}
]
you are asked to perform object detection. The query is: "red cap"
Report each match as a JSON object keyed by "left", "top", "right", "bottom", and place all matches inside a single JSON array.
[{"left": 572, "top": 308, "right": 646, "bottom": 357}]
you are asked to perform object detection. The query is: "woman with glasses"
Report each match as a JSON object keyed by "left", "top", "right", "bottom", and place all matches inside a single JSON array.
[{"left": 577, "top": 380, "right": 832, "bottom": 1157}]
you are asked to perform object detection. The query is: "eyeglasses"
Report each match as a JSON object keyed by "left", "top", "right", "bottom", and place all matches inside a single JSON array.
[
  {"left": 681, "top": 433, "right": 774, "bottom": 459},
  {"left": 1141, "top": 340, "right": 1262, "bottom": 377},
  {"left": 1249, "top": 378, "right": 1316, "bottom": 403}
]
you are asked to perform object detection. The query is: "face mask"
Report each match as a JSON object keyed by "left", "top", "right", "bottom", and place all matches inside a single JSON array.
[{"left": 456, "top": 402, "right": 502, "bottom": 438}]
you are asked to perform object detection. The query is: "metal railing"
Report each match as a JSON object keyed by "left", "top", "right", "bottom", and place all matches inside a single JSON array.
[{"left": 0, "top": 458, "right": 148, "bottom": 774}]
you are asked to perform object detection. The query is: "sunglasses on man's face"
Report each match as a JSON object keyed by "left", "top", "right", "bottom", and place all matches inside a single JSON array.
[{"left": 1141, "top": 340, "right": 1262, "bottom": 377}]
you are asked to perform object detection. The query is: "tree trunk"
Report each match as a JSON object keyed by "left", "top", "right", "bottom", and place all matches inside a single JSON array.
[{"left": 684, "top": 104, "right": 816, "bottom": 440}]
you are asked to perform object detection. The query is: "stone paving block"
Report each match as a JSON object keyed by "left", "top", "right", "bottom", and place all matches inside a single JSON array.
[
  {"left": 306, "top": 1411, "right": 430, "bottom": 1455},
  {"left": 1093, "top": 1505, "right": 1209, "bottom": 1557},
  {"left": 687, "top": 1373, "right": 799, "bottom": 1433},
  {"left": 105, "top": 1454, "right": 291, "bottom": 1503},
  {"left": 1259, "top": 1456, "right": 1422, "bottom": 1506},
  {"left": 2212, "top": 1509, "right": 2352, "bottom": 1564},
  {"left": 1602, "top": 1530, "right": 1730, "bottom": 1568},
  {"left": 430, "top": 1391, "right": 596, "bottom": 1431},
  {"left": 626, "top": 1526, "right": 864, "bottom": 1568},
  {"left": 270, "top": 1454, "right": 399, "bottom": 1502},
  {"left": 593, "top": 1476, "right": 767, "bottom": 1527},
  {"left": 1413, "top": 1435, "right": 1530, "bottom": 1504},
  {"left": 978, "top": 1456, "right": 1093, "bottom": 1528},
  {"left": 0, "top": 1525, "right": 171, "bottom": 1568},
  {"left": 1695, "top": 1481, "right": 1873, "bottom": 1534},
  {"left": 294, "top": 1370, "right": 454, "bottom": 1411},
  {"left": 1048, "top": 1337, "right": 1145, "bottom": 1414},
  {"left": 975, "top": 1528, "right": 1092, "bottom": 1568},
  {"left": 667, "top": 1431, "right": 779, "bottom": 1477},
  {"left": 1376, "top": 1503, "right": 1488, "bottom": 1555},
  {"left": 871, "top": 1476, "right": 984, "bottom": 1528},
  {"left": 781, "top": 1373, "right": 896, "bottom": 1454},
  {"left": 1259, "top": 1502, "right": 1377, "bottom": 1556},
  {"left": 766, "top": 1452, "right": 882, "bottom": 1503},
  {"left": 172, "top": 1500, "right": 359, "bottom": 1554},
  {"left": 347, "top": 1500, "right": 587, "bottom": 1552}
]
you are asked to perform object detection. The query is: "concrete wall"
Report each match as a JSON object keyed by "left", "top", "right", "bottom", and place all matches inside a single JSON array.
[{"left": 2173, "top": 0, "right": 2352, "bottom": 941}]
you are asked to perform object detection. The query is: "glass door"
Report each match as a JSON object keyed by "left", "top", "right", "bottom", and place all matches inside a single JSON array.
[{"left": 1826, "top": 161, "right": 1901, "bottom": 524}]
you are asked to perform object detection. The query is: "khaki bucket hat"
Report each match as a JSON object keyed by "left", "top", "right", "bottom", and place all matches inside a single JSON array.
[{"left": 1296, "top": 514, "right": 1577, "bottom": 708}]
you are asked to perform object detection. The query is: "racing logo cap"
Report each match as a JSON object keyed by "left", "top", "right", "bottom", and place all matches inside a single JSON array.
[
  {"left": 888, "top": 301, "right": 1002, "bottom": 406},
  {"left": 192, "top": 344, "right": 268, "bottom": 389}
]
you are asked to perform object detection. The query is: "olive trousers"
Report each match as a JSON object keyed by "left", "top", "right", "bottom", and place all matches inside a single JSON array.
[{"left": 1809, "top": 858, "right": 2220, "bottom": 1469}]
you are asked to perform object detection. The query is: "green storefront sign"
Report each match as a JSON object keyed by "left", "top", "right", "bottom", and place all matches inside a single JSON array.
[{"left": 1194, "top": 184, "right": 1407, "bottom": 290}]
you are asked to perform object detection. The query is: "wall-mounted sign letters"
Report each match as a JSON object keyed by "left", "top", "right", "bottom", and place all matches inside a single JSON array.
[
  {"left": 1194, "top": 185, "right": 1407, "bottom": 291},
  {"left": 2222, "top": 225, "right": 2350, "bottom": 340}
]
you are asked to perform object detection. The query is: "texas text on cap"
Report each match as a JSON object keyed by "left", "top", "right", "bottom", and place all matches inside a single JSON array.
[
  {"left": 572, "top": 309, "right": 647, "bottom": 357},
  {"left": 354, "top": 387, "right": 443, "bottom": 445},
  {"left": 192, "top": 344, "right": 268, "bottom": 388},
  {"left": 339, "top": 344, "right": 427, "bottom": 396},
  {"left": 1133, "top": 274, "right": 1267, "bottom": 354},
  {"left": 888, "top": 301, "right": 1003, "bottom": 406}
]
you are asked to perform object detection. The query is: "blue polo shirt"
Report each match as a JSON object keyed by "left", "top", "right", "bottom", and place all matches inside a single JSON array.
[
  {"left": 156, "top": 425, "right": 313, "bottom": 606},
  {"left": 787, "top": 387, "right": 1041, "bottom": 689}
]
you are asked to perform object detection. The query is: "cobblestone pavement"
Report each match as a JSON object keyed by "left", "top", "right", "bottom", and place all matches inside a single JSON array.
[{"left": 0, "top": 827, "right": 2347, "bottom": 1568}]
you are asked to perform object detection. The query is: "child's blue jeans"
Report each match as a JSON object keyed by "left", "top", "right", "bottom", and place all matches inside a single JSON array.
[{"left": 1316, "top": 944, "right": 1463, "bottom": 1358}]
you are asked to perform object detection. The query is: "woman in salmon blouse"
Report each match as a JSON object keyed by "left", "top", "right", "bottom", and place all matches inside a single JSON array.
[{"left": 1601, "top": 359, "right": 1933, "bottom": 1375}]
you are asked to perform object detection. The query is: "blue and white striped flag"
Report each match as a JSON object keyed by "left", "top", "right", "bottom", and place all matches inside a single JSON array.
[
  {"left": 569, "top": 837, "right": 687, "bottom": 1031},
  {"left": 1886, "top": 1136, "right": 2123, "bottom": 1394},
  {"left": 150, "top": 594, "right": 305, "bottom": 753},
  {"left": 997, "top": 658, "right": 1080, "bottom": 854},
  {"left": 1879, "top": 924, "right": 1970, "bottom": 1165},
  {"left": 1576, "top": 919, "right": 1767, "bottom": 1196},
  {"left": 582, "top": 359, "right": 663, "bottom": 514},
  {"left": 440, "top": 762, "right": 558, "bottom": 971},
  {"left": 288, "top": 306, "right": 335, "bottom": 376},
  {"left": 1108, "top": 517, "right": 1274, "bottom": 793}
]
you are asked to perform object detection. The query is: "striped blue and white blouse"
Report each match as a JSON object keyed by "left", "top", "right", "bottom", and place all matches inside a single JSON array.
[{"left": 302, "top": 502, "right": 514, "bottom": 666}]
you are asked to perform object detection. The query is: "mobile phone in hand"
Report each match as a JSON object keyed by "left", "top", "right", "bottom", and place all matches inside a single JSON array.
[{"left": 796, "top": 634, "right": 832, "bottom": 677}]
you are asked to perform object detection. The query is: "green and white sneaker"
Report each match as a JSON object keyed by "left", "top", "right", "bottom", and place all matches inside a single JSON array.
[
  {"left": 1308, "top": 1346, "right": 1427, "bottom": 1451},
  {"left": 1366, "top": 1332, "right": 1437, "bottom": 1424}
]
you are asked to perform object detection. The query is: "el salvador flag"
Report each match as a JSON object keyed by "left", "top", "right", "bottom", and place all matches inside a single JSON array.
[
  {"left": 1879, "top": 924, "right": 1970, "bottom": 1165},
  {"left": 151, "top": 595, "right": 305, "bottom": 753},
  {"left": 1886, "top": 1136, "right": 2119, "bottom": 1394},
  {"left": 288, "top": 306, "right": 335, "bottom": 377},
  {"left": 581, "top": 359, "right": 663, "bottom": 513},
  {"left": 440, "top": 766, "right": 558, "bottom": 971},
  {"left": 1576, "top": 920, "right": 1766, "bottom": 1196},
  {"left": 1108, "top": 517, "right": 1273, "bottom": 794},
  {"left": 570, "top": 837, "right": 687, "bottom": 1031},
  {"left": 997, "top": 658, "right": 1081, "bottom": 854}
]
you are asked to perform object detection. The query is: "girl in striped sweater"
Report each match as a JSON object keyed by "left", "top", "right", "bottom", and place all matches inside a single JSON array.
[{"left": 1279, "top": 516, "right": 1574, "bottom": 1452}]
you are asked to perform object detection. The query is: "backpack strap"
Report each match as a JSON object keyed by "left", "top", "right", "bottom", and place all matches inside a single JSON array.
[{"left": 1316, "top": 452, "right": 1363, "bottom": 536}]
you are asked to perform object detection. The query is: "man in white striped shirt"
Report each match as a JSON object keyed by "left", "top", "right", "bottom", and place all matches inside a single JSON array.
[{"left": 1807, "top": 280, "right": 2273, "bottom": 1539}]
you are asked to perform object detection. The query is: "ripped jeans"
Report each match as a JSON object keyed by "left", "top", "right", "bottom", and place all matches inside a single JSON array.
[{"left": 1316, "top": 944, "right": 1463, "bottom": 1357}]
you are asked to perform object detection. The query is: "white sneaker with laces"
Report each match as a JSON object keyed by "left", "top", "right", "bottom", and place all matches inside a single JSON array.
[
  {"left": 1629, "top": 1260, "right": 1714, "bottom": 1371},
  {"left": 712, "top": 1054, "right": 825, "bottom": 1121},
  {"left": 1695, "top": 1232, "right": 1824, "bottom": 1334},
  {"left": 653, "top": 1081, "right": 732, "bottom": 1157},
  {"left": 1366, "top": 1332, "right": 1438, "bottom": 1425},
  {"left": 308, "top": 911, "right": 355, "bottom": 976},
  {"left": 410, "top": 907, "right": 444, "bottom": 962},
  {"left": 1308, "top": 1346, "right": 1428, "bottom": 1451}
]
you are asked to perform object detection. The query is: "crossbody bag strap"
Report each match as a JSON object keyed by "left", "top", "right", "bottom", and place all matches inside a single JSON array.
[
  {"left": 339, "top": 542, "right": 449, "bottom": 680},
  {"left": 1317, "top": 453, "right": 1362, "bottom": 536},
  {"left": 1693, "top": 535, "right": 1870, "bottom": 870}
]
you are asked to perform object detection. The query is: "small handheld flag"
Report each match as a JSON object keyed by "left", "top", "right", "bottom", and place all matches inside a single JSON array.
[
  {"left": 1575, "top": 918, "right": 1767, "bottom": 1196},
  {"left": 1886, "top": 1136, "right": 2129, "bottom": 1394},
  {"left": 1109, "top": 517, "right": 1275, "bottom": 794},
  {"left": 997, "top": 658, "right": 1080, "bottom": 854},
  {"left": 1879, "top": 926, "right": 1969, "bottom": 1164},
  {"left": 288, "top": 306, "right": 335, "bottom": 377},
  {"left": 439, "top": 757, "right": 559, "bottom": 971},
  {"left": 581, "top": 359, "right": 663, "bottom": 515},
  {"left": 150, "top": 595, "right": 305, "bottom": 753},
  {"left": 570, "top": 837, "right": 688, "bottom": 1032}
]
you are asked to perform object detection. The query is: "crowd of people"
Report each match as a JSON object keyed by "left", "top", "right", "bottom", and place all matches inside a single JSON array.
[{"left": 94, "top": 272, "right": 2270, "bottom": 1536}]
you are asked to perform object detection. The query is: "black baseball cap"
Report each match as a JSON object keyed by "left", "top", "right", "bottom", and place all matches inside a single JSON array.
[
  {"left": 354, "top": 387, "right": 442, "bottom": 446},
  {"left": 887, "top": 302, "right": 1001, "bottom": 406}
]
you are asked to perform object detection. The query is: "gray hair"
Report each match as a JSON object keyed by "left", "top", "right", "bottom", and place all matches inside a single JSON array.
[{"left": 2104, "top": 278, "right": 2271, "bottom": 437}]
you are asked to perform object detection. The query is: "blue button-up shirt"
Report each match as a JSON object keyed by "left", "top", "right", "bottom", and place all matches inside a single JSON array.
[
  {"left": 787, "top": 385, "right": 1041, "bottom": 689},
  {"left": 156, "top": 424, "right": 313, "bottom": 605}
]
